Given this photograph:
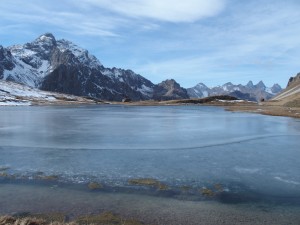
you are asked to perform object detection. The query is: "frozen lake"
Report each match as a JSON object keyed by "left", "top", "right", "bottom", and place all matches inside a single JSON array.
[{"left": 0, "top": 105, "right": 300, "bottom": 215}]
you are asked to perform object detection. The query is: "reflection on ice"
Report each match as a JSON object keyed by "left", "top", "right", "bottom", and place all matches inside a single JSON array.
[
  {"left": 0, "top": 105, "right": 300, "bottom": 204},
  {"left": 274, "top": 176, "right": 300, "bottom": 185}
]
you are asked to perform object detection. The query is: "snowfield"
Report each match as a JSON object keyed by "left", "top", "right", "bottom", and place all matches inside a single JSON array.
[{"left": 0, "top": 80, "right": 95, "bottom": 106}]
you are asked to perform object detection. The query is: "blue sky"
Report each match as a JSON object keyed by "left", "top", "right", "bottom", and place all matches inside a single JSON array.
[{"left": 1, "top": 0, "right": 300, "bottom": 88}]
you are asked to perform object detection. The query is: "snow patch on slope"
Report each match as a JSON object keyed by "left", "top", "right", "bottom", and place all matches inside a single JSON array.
[
  {"left": 3, "top": 57, "right": 43, "bottom": 87},
  {"left": 137, "top": 84, "right": 153, "bottom": 96},
  {"left": 0, "top": 80, "right": 55, "bottom": 100},
  {"left": 57, "top": 40, "right": 102, "bottom": 69},
  {"left": 265, "top": 87, "right": 273, "bottom": 94},
  {"left": 0, "top": 80, "right": 95, "bottom": 106}
]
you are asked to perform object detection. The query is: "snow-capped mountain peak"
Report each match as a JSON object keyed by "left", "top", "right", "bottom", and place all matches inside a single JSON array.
[
  {"left": 36, "top": 33, "right": 57, "bottom": 46},
  {"left": 1, "top": 33, "right": 157, "bottom": 101},
  {"left": 2, "top": 33, "right": 105, "bottom": 87}
]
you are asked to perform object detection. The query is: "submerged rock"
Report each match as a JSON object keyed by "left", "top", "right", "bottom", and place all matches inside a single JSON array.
[
  {"left": 201, "top": 184, "right": 224, "bottom": 197},
  {"left": 128, "top": 178, "right": 169, "bottom": 191},
  {"left": 88, "top": 182, "right": 103, "bottom": 190},
  {"left": 128, "top": 178, "right": 160, "bottom": 186},
  {"left": 201, "top": 188, "right": 215, "bottom": 197},
  {"left": 37, "top": 175, "right": 59, "bottom": 180}
]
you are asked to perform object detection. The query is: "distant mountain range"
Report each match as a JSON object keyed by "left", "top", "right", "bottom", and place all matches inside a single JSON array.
[
  {"left": 0, "top": 33, "right": 282, "bottom": 101},
  {"left": 187, "top": 81, "right": 282, "bottom": 102}
]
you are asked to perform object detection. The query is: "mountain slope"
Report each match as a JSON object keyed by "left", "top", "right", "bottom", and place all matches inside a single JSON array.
[
  {"left": 271, "top": 73, "right": 300, "bottom": 107},
  {"left": 287, "top": 72, "right": 300, "bottom": 88},
  {"left": 0, "top": 80, "right": 95, "bottom": 106}
]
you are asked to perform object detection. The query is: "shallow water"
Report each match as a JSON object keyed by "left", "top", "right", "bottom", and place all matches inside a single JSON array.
[
  {"left": 0, "top": 105, "right": 300, "bottom": 223},
  {"left": 1, "top": 183, "right": 300, "bottom": 225}
]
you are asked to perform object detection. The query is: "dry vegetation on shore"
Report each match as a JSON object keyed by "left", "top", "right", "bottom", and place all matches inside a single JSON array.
[
  {"left": 122, "top": 96, "right": 300, "bottom": 118},
  {"left": 225, "top": 104, "right": 300, "bottom": 118},
  {"left": 0, "top": 212, "right": 144, "bottom": 225}
]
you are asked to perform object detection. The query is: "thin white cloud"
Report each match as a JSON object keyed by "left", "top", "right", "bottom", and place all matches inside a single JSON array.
[
  {"left": 0, "top": 0, "right": 122, "bottom": 38},
  {"left": 124, "top": 1, "right": 300, "bottom": 87},
  {"left": 84, "top": 0, "right": 226, "bottom": 22},
  {"left": 1, "top": 0, "right": 299, "bottom": 88}
]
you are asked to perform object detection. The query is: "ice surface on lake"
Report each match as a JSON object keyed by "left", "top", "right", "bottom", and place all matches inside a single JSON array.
[{"left": 0, "top": 105, "right": 300, "bottom": 199}]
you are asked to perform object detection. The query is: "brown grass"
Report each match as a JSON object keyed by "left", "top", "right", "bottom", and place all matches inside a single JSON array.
[
  {"left": 76, "top": 212, "right": 143, "bottom": 225},
  {"left": 0, "top": 212, "right": 144, "bottom": 225},
  {"left": 225, "top": 104, "right": 300, "bottom": 118}
]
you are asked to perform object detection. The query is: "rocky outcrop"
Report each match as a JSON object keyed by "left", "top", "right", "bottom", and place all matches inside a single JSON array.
[
  {"left": 153, "top": 79, "right": 189, "bottom": 101},
  {"left": 287, "top": 72, "right": 300, "bottom": 88},
  {"left": 0, "top": 46, "right": 15, "bottom": 79}
]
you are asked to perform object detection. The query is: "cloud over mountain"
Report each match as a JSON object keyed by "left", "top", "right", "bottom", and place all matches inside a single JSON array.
[{"left": 84, "top": 0, "right": 225, "bottom": 22}]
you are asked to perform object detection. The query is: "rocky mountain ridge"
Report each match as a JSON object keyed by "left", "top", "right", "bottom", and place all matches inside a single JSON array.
[
  {"left": 187, "top": 81, "right": 282, "bottom": 102},
  {"left": 0, "top": 33, "right": 282, "bottom": 102}
]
